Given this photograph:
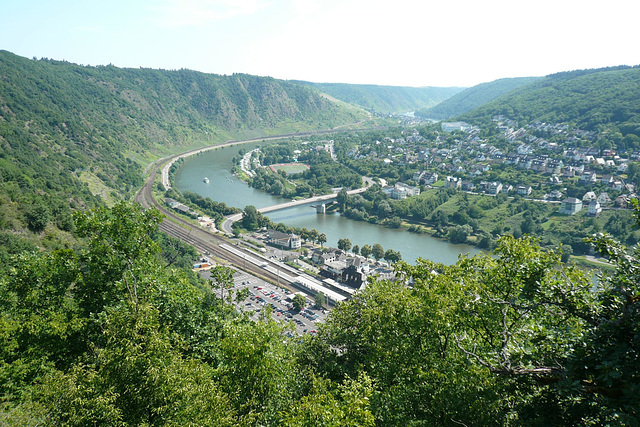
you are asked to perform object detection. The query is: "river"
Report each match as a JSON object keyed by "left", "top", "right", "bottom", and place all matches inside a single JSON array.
[{"left": 174, "top": 142, "right": 481, "bottom": 265}]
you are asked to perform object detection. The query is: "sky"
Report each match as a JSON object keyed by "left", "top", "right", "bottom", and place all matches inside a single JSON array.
[{"left": 2, "top": 0, "right": 638, "bottom": 88}]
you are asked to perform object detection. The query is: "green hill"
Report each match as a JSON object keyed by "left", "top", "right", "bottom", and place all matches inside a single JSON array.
[
  {"left": 0, "top": 51, "right": 367, "bottom": 256},
  {"left": 291, "top": 81, "right": 464, "bottom": 114},
  {"left": 460, "top": 66, "right": 640, "bottom": 145},
  {"left": 415, "top": 77, "right": 541, "bottom": 120},
  {"left": 1, "top": 51, "right": 640, "bottom": 425}
]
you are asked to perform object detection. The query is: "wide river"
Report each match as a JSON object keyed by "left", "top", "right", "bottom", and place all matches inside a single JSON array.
[{"left": 174, "top": 142, "right": 481, "bottom": 265}]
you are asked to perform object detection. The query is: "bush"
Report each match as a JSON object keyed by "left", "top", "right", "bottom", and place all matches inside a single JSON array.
[{"left": 448, "top": 225, "right": 472, "bottom": 244}]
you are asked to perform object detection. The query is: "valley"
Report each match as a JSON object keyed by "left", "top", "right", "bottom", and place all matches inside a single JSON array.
[{"left": 1, "top": 52, "right": 640, "bottom": 425}]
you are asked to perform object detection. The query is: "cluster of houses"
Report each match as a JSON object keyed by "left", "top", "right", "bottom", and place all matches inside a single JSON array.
[
  {"left": 559, "top": 191, "right": 635, "bottom": 216},
  {"left": 311, "top": 248, "right": 395, "bottom": 289},
  {"left": 262, "top": 229, "right": 396, "bottom": 290},
  {"left": 445, "top": 177, "right": 517, "bottom": 195},
  {"left": 345, "top": 117, "right": 637, "bottom": 206}
]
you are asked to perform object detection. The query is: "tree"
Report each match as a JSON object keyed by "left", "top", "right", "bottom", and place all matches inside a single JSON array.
[
  {"left": 384, "top": 249, "right": 402, "bottom": 263},
  {"left": 560, "top": 244, "right": 573, "bottom": 263},
  {"left": 336, "top": 187, "right": 349, "bottom": 213},
  {"left": 447, "top": 224, "right": 472, "bottom": 244},
  {"left": 371, "top": 243, "right": 384, "bottom": 261},
  {"left": 210, "top": 265, "right": 235, "bottom": 305},
  {"left": 376, "top": 200, "right": 393, "bottom": 218},
  {"left": 25, "top": 199, "right": 51, "bottom": 233},
  {"left": 568, "top": 200, "right": 640, "bottom": 421},
  {"left": 309, "top": 229, "right": 319, "bottom": 245},
  {"left": 317, "top": 234, "right": 601, "bottom": 425},
  {"left": 360, "top": 244, "right": 372, "bottom": 259},
  {"left": 314, "top": 292, "right": 326, "bottom": 309},
  {"left": 520, "top": 216, "right": 535, "bottom": 235},
  {"left": 317, "top": 263, "right": 501, "bottom": 425},
  {"left": 318, "top": 233, "right": 327, "bottom": 247},
  {"left": 337, "top": 238, "right": 352, "bottom": 252},
  {"left": 73, "top": 201, "right": 163, "bottom": 316},
  {"left": 241, "top": 205, "right": 260, "bottom": 230},
  {"left": 281, "top": 374, "right": 375, "bottom": 427},
  {"left": 352, "top": 245, "right": 360, "bottom": 256},
  {"left": 292, "top": 294, "right": 307, "bottom": 311},
  {"left": 627, "top": 161, "right": 640, "bottom": 185}
]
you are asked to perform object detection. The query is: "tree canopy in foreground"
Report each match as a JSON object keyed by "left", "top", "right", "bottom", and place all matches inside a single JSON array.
[{"left": 0, "top": 201, "right": 639, "bottom": 425}]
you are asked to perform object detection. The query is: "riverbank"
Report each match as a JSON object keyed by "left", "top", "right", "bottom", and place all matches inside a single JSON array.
[
  {"left": 228, "top": 150, "right": 609, "bottom": 265},
  {"left": 173, "top": 144, "right": 481, "bottom": 264}
]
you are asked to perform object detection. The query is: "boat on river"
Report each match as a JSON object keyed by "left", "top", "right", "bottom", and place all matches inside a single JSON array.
[{"left": 203, "top": 177, "right": 209, "bottom": 183}]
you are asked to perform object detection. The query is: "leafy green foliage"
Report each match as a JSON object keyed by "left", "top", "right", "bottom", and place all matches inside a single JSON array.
[
  {"left": 462, "top": 66, "right": 640, "bottom": 147},
  {"left": 2, "top": 201, "right": 640, "bottom": 425},
  {"left": 416, "top": 77, "right": 541, "bottom": 120},
  {"left": 0, "top": 50, "right": 367, "bottom": 259},
  {"left": 314, "top": 292, "right": 326, "bottom": 309},
  {"left": 292, "top": 294, "right": 307, "bottom": 311}
]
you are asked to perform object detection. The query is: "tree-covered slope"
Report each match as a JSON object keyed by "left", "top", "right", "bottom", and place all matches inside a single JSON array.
[
  {"left": 291, "top": 81, "right": 464, "bottom": 114},
  {"left": 460, "top": 66, "right": 640, "bottom": 140},
  {"left": 415, "top": 76, "right": 541, "bottom": 120},
  {"left": 0, "top": 51, "right": 366, "bottom": 256},
  {"left": 2, "top": 202, "right": 639, "bottom": 425}
]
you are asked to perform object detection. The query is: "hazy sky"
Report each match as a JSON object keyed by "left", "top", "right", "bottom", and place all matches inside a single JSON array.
[{"left": 2, "top": 0, "right": 637, "bottom": 87}]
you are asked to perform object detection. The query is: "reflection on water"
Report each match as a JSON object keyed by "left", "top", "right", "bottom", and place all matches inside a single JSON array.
[{"left": 174, "top": 143, "right": 481, "bottom": 265}]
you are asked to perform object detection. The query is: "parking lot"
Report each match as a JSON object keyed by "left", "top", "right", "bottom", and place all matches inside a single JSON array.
[{"left": 200, "top": 269, "right": 329, "bottom": 336}]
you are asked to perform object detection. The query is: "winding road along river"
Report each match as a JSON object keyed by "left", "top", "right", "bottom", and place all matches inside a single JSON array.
[{"left": 174, "top": 142, "right": 481, "bottom": 265}]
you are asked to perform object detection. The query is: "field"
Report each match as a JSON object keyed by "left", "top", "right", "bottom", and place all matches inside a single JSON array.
[{"left": 269, "top": 163, "right": 310, "bottom": 175}]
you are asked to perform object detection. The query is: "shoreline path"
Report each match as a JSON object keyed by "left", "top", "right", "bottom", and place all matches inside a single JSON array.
[
  {"left": 155, "top": 133, "right": 374, "bottom": 236},
  {"left": 220, "top": 185, "right": 370, "bottom": 235}
]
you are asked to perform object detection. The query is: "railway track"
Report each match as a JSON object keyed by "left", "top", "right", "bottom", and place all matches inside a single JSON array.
[
  {"left": 134, "top": 129, "right": 379, "bottom": 294},
  {"left": 135, "top": 164, "right": 290, "bottom": 286}
]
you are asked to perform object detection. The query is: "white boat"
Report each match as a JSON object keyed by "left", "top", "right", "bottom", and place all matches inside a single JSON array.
[{"left": 203, "top": 177, "right": 209, "bottom": 183}]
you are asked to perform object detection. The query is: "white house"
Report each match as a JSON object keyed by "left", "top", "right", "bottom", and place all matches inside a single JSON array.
[
  {"left": 560, "top": 198, "right": 583, "bottom": 215},
  {"left": 579, "top": 171, "right": 597, "bottom": 184},
  {"left": 487, "top": 182, "right": 503, "bottom": 195},
  {"left": 268, "top": 230, "right": 301, "bottom": 249},
  {"left": 587, "top": 200, "right": 602, "bottom": 217},
  {"left": 391, "top": 182, "right": 420, "bottom": 199},
  {"left": 445, "top": 176, "right": 462, "bottom": 189},
  {"left": 441, "top": 121, "right": 472, "bottom": 132},
  {"left": 516, "top": 185, "right": 532, "bottom": 196}
]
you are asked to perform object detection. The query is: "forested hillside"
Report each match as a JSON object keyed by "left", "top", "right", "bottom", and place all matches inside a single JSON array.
[
  {"left": 461, "top": 66, "right": 640, "bottom": 145},
  {"left": 2, "top": 50, "right": 640, "bottom": 425},
  {"left": 1, "top": 201, "right": 639, "bottom": 425},
  {"left": 0, "top": 51, "right": 366, "bottom": 258},
  {"left": 291, "top": 81, "right": 464, "bottom": 113},
  {"left": 415, "top": 76, "right": 541, "bottom": 120}
]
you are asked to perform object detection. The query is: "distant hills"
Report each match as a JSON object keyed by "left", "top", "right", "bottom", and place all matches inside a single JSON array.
[
  {"left": 460, "top": 66, "right": 640, "bottom": 139},
  {"left": 0, "top": 50, "right": 367, "bottom": 193},
  {"left": 291, "top": 81, "right": 464, "bottom": 114},
  {"left": 414, "top": 77, "right": 541, "bottom": 120},
  {"left": 0, "top": 51, "right": 367, "bottom": 255},
  {"left": 2, "top": 48, "right": 640, "bottom": 259}
]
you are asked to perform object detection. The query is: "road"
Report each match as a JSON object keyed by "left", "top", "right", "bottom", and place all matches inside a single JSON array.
[
  {"left": 134, "top": 132, "right": 370, "bottom": 303},
  {"left": 219, "top": 185, "right": 369, "bottom": 235},
  {"left": 160, "top": 127, "right": 383, "bottom": 190},
  {"left": 137, "top": 166, "right": 294, "bottom": 287}
]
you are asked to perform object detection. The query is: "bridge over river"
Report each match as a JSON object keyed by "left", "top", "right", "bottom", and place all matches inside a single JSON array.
[{"left": 221, "top": 186, "right": 368, "bottom": 235}]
